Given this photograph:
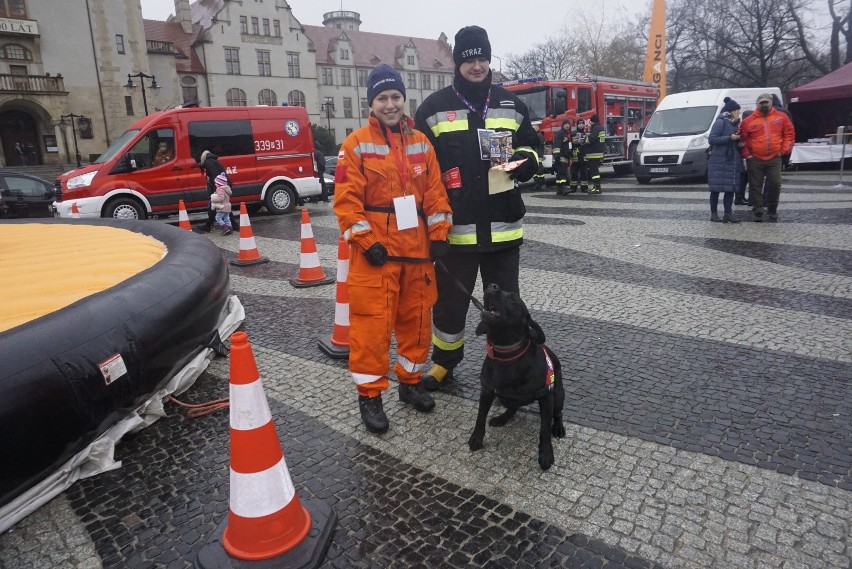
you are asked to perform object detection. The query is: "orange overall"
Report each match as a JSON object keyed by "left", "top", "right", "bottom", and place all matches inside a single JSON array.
[{"left": 334, "top": 116, "right": 452, "bottom": 397}]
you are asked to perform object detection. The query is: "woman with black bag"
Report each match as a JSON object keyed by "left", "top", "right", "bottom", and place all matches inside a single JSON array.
[{"left": 707, "top": 97, "right": 743, "bottom": 223}]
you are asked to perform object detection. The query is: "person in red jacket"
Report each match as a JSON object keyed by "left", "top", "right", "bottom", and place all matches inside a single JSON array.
[
  {"left": 739, "top": 92, "right": 795, "bottom": 222},
  {"left": 334, "top": 64, "right": 453, "bottom": 434}
]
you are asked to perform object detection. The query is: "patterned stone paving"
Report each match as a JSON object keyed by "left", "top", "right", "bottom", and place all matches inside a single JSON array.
[{"left": 1, "top": 171, "right": 850, "bottom": 568}]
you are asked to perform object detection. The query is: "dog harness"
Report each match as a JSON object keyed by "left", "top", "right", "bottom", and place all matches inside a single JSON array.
[{"left": 485, "top": 339, "right": 556, "bottom": 391}]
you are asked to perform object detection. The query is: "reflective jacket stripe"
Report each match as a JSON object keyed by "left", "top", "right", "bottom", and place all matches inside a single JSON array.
[
  {"left": 432, "top": 328, "right": 464, "bottom": 351},
  {"left": 352, "top": 372, "right": 384, "bottom": 385},
  {"left": 397, "top": 354, "right": 425, "bottom": 373},
  {"left": 344, "top": 220, "right": 371, "bottom": 239},
  {"left": 428, "top": 212, "right": 451, "bottom": 228},
  {"left": 354, "top": 142, "right": 390, "bottom": 158},
  {"left": 447, "top": 220, "right": 524, "bottom": 245}
]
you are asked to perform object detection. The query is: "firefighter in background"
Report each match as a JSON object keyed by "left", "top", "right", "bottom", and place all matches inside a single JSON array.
[
  {"left": 333, "top": 64, "right": 453, "bottom": 433},
  {"left": 414, "top": 25, "right": 541, "bottom": 391},
  {"left": 569, "top": 117, "right": 588, "bottom": 194},
  {"left": 583, "top": 114, "right": 606, "bottom": 194},
  {"left": 551, "top": 119, "right": 572, "bottom": 195}
]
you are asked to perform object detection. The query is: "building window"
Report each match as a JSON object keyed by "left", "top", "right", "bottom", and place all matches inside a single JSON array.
[
  {"left": 262, "top": 18, "right": 270, "bottom": 36},
  {"left": 258, "top": 88, "right": 277, "bottom": 106},
  {"left": 115, "top": 34, "right": 125, "bottom": 54},
  {"left": 437, "top": 74, "right": 446, "bottom": 89},
  {"left": 346, "top": 128, "right": 353, "bottom": 136},
  {"left": 251, "top": 17, "right": 259, "bottom": 35},
  {"left": 257, "top": 50, "right": 271, "bottom": 76},
  {"left": 287, "top": 53, "right": 300, "bottom": 77},
  {"left": 288, "top": 90, "right": 306, "bottom": 107},
  {"left": 181, "top": 75, "right": 198, "bottom": 103},
  {"left": 0, "top": 0, "right": 26, "bottom": 17},
  {"left": 343, "top": 97, "right": 353, "bottom": 118},
  {"left": 407, "top": 73, "right": 416, "bottom": 89},
  {"left": 407, "top": 55, "right": 414, "bottom": 65},
  {"left": 322, "top": 67, "right": 333, "bottom": 86},
  {"left": 340, "top": 68, "right": 352, "bottom": 86},
  {"left": 360, "top": 98, "right": 369, "bottom": 118},
  {"left": 273, "top": 20, "right": 281, "bottom": 36},
  {"left": 225, "top": 47, "right": 240, "bottom": 74},
  {"left": 339, "top": 48, "right": 349, "bottom": 60},
  {"left": 323, "top": 96, "right": 335, "bottom": 117},
  {"left": 422, "top": 73, "right": 431, "bottom": 90},
  {"left": 409, "top": 99, "right": 417, "bottom": 115},
  {"left": 357, "top": 68, "right": 368, "bottom": 87},
  {"left": 125, "top": 95, "right": 134, "bottom": 116},
  {"left": 0, "top": 44, "right": 32, "bottom": 61},
  {"left": 226, "top": 88, "right": 247, "bottom": 106},
  {"left": 240, "top": 16, "right": 248, "bottom": 34}
]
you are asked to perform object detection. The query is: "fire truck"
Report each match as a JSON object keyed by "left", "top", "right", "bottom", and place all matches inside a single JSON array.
[{"left": 497, "top": 76, "right": 659, "bottom": 174}]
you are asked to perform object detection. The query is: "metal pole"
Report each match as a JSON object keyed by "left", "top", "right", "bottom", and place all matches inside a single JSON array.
[
  {"left": 834, "top": 126, "right": 848, "bottom": 189},
  {"left": 71, "top": 116, "right": 81, "bottom": 168},
  {"left": 141, "top": 81, "right": 149, "bottom": 116}
]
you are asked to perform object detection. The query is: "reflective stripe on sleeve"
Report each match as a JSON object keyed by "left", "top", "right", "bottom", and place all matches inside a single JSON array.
[
  {"left": 447, "top": 223, "right": 477, "bottom": 245},
  {"left": 397, "top": 354, "right": 425, "bottom": 373},
  {"left": 344, "top": 220, "right": 371, "bottom": 240},
  {"left": 352, "top": 372, "right": 384, "bottom": 385},
  {"left": 427, "top": 212, "right": 451, "bottom": 228}
]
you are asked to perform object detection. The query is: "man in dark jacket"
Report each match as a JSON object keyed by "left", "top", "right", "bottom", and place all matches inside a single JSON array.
[
  {"left": 583, "top": 114, "right": 606, "bottom": 194},
  {"left": 552, "top": 119, "right": 572, "bottom": 195},
  {"left": 199, "top": 150, "right": 237, "bottom": 232},
  {"left": 569, "top": 118, "right": 587, "bottom": 193},
  {"left": 414, "top": 25, "right": 541, "bottom": 391}
]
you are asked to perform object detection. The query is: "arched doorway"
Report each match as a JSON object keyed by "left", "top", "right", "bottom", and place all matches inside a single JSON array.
[{"left": 0, "top": 110, "right": 40, "bottom": 166}]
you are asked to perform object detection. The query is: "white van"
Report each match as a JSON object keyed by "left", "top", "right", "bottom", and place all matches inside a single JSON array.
[{"left": 631, "top": 88, "right": 783, "bottom": 183}]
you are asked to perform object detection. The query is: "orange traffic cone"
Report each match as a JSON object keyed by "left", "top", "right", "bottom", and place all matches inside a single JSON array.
[
  {"left": 178, "top": 199, "right": 192, "bottom": 231},
  {"left": 70, "top": 202, "right": 80, "bottom": 218},
  {"left": 289, "top": 208, "right": 334, "bottom": 288},
  {"left": 318, "top": 235, "right": 350, "bottom": 359},
  {"left": 230, "top": 202, "right": 269, "bottom": 266},
  {"left": 195, "top": 332, "right": 336, "bottom": 567}
]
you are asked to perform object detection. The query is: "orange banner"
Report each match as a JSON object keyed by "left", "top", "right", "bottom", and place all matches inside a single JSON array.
[{"left": 643, "top": 0, "right": 666, "bottom": 102}]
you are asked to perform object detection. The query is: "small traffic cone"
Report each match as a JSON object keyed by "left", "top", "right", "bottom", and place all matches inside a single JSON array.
[
  {"left": 230, "top": 202, "right": 269, "bottom": 267},
  {"left": 195, "top": 332, "right": 336, "bottom": 568},
  {"left": 289, "top": 208, "right": 334, "bottom": 288},
  {"left": 70, "top": 202, "right": 80, "bottom": 218},
  {"left": 178, "top": 199, "right": 192, "bottom": 231},
  {"left": 318, "top": 235, "right": 350, "bottom": 359}
]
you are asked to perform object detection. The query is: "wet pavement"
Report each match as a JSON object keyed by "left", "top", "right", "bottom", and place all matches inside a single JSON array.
[{"left": 1, "top": 171, "right": 850, "bottom": 568}]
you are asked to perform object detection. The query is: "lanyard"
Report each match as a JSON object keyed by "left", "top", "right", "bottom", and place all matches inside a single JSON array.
[
  {"left": 453, "top": 85, "right": 491, "bottom": 121},
  {"left": 383, "top": 124, "right": 409, "bottom": 194}
]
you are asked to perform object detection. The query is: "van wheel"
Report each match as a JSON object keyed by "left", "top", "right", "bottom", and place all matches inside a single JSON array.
[
  {"left": 104, "top": 197, "right": 147, "bottom": 220},
  {"left": 265, "top": 184, "right": 296, "bottom": 214},
  {"left": 636, "top": 176, "right": 651, "bottom": 184}
]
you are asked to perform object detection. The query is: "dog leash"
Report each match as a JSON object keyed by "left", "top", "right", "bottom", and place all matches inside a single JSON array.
[{"left": 434, "top": 259, "right": 487, "bottom": 313}]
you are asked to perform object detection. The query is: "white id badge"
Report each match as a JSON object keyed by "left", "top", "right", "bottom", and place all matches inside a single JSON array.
[{"left": 393, "top": 195, "right": 418, "bottom": 230}]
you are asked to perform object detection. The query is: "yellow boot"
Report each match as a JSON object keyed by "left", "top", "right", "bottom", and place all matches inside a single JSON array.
[{"left": 421, "top": 363, "right": 453, "bottom": 391}]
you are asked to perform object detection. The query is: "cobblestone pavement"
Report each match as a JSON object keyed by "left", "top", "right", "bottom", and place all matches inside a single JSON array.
[{"left": 1, "top": 171, "right": 850, "bottom": 568}]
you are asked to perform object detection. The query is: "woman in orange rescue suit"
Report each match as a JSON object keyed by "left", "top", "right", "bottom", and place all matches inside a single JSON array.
[{"left": 334, "top": 64, "right": 453, "bottom": 434}]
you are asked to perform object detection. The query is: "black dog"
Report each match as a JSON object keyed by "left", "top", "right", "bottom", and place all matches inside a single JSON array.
[{"left": 468, "top": 283, "right": 566, "bottom": 470}]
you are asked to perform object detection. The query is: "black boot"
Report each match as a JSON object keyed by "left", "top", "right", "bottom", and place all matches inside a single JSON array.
[
  {"left": 421, "top": 363, "right": 452, "bottom": 391},
  {"left": 399, "top": 382, "right": 435, "bottom": 412},
  {"left": 358, "top": 395, "right": 389, "bottom": 433},
  {"left": 734, "top": 192, "right": 749, "bottom": 206}
]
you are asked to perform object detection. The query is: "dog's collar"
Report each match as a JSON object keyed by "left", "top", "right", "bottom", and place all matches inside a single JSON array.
[{"left": 485, "top": 338, "right": 531, "bottom": 362}]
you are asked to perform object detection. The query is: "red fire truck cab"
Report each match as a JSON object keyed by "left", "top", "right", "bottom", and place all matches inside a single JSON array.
[{"left": 498, "top": 76, "right": 659, "bottom": 174}]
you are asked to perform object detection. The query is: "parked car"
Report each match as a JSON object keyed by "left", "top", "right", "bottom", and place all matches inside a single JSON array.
[
  {"left": 324, "top": 155, "right": 338, "bottom": 196},
  {"left": 0, "top": 171, "right": 56, "bottom": 218}
]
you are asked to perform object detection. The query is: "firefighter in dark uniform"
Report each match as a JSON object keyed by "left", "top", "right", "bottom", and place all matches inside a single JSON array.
[
  {"left": 583, "top": 114, "right": 606, "bottom": 194},
  {"left": 414, "top": 25, "right": 541, "bottom": 391},
  {"left": 552, "top": 119, "right": 572, "bottom": 195},
  {"left": 569, "top": 118, "right": 587, "bottom": 193}
]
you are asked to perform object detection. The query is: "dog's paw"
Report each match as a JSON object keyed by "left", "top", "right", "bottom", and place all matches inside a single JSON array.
[
  {"left": 552, "top": 420, "right": 566, "bottom": 438},
  {"left": 468, "top": 434, "right": 484, "bottom": 451},
  {"left": 538, "top": 444, "right": 554, "bottom": 471}
]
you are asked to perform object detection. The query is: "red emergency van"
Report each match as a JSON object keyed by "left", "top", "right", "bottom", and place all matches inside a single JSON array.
[{"left": 53, "top": 106, "right": 321, "bottom": 219}]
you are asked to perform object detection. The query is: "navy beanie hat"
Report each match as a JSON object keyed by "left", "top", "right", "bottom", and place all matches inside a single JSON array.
[
  {"left": 453, "top": 25, "right": 491, "bottom": 65},
  {"left": 366, "top": 64, "right": 406, "bottom": 106},
  {"left": 722, "top": 97, "right": 741, "bottom": 113},
  {"left": 590, "top": 114, "right": 600, "bottom": 124}
]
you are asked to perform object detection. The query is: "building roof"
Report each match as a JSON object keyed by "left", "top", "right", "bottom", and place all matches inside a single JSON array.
[
  {"left": 143, "top": 19, "right": 205, "bottom": 74},
  {"left": 304, "top": 25, "right": 453, "bottom": 71},
  {"left": 787, "top": 61, "right": 852, "bottom": 103}
]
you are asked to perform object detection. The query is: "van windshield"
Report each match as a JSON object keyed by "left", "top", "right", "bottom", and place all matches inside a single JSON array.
[
  {"left": 94, "top": 129, "right": 140, "bottom": 164},
  {"left": 642, "top": 106, "right": 718, "bottom": 137}
]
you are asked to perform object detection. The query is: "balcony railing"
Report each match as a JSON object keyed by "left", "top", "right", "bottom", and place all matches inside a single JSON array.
[
  {"left": 0, "top": 74, "right": 66, "bottom": 94},
  {"left": 147, "top": 40, "right": 174, "bottom": 54}
]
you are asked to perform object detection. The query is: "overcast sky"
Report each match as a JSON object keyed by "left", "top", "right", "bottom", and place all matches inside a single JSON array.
[{"left": 140, "top": 0, "right": 650, "bottom": 62}]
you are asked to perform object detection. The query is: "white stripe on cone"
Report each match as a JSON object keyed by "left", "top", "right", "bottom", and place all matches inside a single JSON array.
[
  {"left": 300, "top": 223, "right": 314, "bottom": 239},
  {"left": 229, "top": 456, "right": 296, "bottom": 518},
  {"left": 179, "top": 209, "right": 189, "bottom": 222},
  {"left": 334, "top": 302, "right": 349, "bottom": 327},
  {"left": 241, "top": 211, "right": 250, "bottom": 225},
  {"left": 229, "top": 380, "right": 272, "bottom": 431},
  {"left": 240, "top": 236, "right": 258, "bottom": 250},
  {"left": 336, "top": 256, "right": 349, "bottom": 283},
  {"left": 300, "top": 251, "right": 321, "bottom": 269}
]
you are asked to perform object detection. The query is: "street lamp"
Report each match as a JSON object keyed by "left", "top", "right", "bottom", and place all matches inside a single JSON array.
[
  {"left": 125, "top": 72, "right": 160, "bottom": 115},
  {"left": 320, "top": 101, "right": 335, "bottom": 131},
  {"left": 59, "top": 113, "right": 87, "bottom": 168}
]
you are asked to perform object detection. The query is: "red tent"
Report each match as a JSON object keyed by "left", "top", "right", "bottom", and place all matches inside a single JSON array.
[{"left": 787, "top": 61, "right": 852, "bottom": 141}]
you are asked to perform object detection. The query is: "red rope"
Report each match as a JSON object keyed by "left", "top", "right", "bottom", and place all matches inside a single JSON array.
[{"left": 168, "top": 395, "right": 230, "bottom": 418}]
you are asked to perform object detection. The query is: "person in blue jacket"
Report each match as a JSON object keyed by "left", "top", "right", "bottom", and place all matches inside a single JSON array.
[{"left": 706, "top": 97, "right": 743, "bottom": 223}]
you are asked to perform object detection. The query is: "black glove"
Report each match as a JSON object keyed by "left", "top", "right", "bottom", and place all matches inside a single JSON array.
[
  {"left": 508, "top": 151, "right": 538, "bottom": 182},
  {"left": 364, "top": 242, "right": 388, "bottom": 266},
  {"left": 429, "top": 239, "right": 450, "bottom": 261}
]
